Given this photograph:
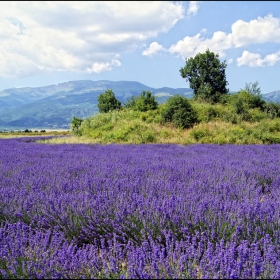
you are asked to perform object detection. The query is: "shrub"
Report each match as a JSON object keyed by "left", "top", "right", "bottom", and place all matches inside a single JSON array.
[
  {"left": 190, "top": 127, "right": 211, "bottom": 141},
  {"left": 264, "top": 102, "right": 280, "bottom": 119},
  {"left": 267, "top": 119, "right": 280, "bottom": 132},
  {"left": 233, "top": 90, "right": 265, "bottom": 111},
  {"left": 124, "top": 91, "right": 158, "bottom": 112},
  {"left": 162, "top": 95, "right": 198, "bottom": 129},
  {"left": 248, "top": 108, "right": 266, "bottom": 122},
  {"left": 139, "top": 131, "right": 155, "bottom": 143}
]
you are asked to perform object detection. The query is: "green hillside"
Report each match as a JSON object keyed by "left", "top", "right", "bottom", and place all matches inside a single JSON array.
[{"left": 40, "top": 91, "right": 280, "bottom": 145}]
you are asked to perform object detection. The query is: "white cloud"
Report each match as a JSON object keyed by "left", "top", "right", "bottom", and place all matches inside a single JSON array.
[
  {"left": 231, "top": 14, "right": 280, "bottom": 47},
  {"left": 169, "top": 31, "right": 231, "bottom": 58},
  {"left": 228, "top": 58, "right": 233, "bottom": 64},
  {"left": 237, "top": 50, "right": 280, "bottom": 67},
  {"left": 157, "top": 14, "right": 280, "bottom": 65},
  {"left": 0, "top": 1, "right": 184, "bottom": 77},
  {"left": 187, "top": 1, "right": 200, "bottom": 16},
  {"left": 86, "top": 59, "right": 122, "bottom": 73},
  {"left": 142, "top": 42, "right": 165, "bottom": 57}
]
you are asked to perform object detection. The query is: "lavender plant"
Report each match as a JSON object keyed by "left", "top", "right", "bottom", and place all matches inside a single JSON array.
[{"left": 1, "top": 137, "right": 280, "bottom": 278}]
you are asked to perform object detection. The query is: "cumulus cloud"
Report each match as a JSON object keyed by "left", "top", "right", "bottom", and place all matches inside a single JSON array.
[
  {"left": 0, "top": 1, "right": 184, "bottom": 77},
  {"left": 187, "top": 1, "right": 200, "bottom": 16},
  {"left": 231, "top": 14, "right": 280, "bottom": 47},
  {"left": 153, "top": 14, "right": 280, "bottom": 67},
  {"left": 228, "top": 58, "right": 233, "bottom": 64},
  {"left": 237, "top": 50, "right": 280, "bottom": 67},
  {"left": 142, "top": 42, "right": 165, "bottom": 57},
  {"left": 169, "top": 31, "right": 232, "bottom": 58},
  {"left": 86, "top": 59, "right": 122, "bottom": 74}
]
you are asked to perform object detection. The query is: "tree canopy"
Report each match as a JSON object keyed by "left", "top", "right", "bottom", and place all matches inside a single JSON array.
[
  {"left": 71, "top": 116, "right": 83, "bottom": 136},
  {"left": 97, "top": 89, "right": 122, "bottom": 113},
  {"left": 241, "top": 81, "right": 261, "bottom": 96},
  {"left": 179, "top": 49, "right": 229, "bottom": 103}
]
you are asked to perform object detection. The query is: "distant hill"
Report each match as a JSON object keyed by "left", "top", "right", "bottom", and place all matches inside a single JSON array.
[
  {"left": 0, "top": 80, "right": 279, "bottom": 130},
  {"left": 0, "top": 80, "right": 193, "bottom": 130},
  {"left": 262, "top": 90, "right": 280, "bottom": 103}
]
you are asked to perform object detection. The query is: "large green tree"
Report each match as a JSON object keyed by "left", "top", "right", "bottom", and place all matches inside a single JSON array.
[
  {"left": 179, "top": 49, "right": 229, "bottom": 103},
  {"left": 97, "top": 89, "right": 122, "bottom": 113}
]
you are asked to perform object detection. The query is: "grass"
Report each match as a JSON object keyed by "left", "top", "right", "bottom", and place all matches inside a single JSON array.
[
  {"left": 0, "top": 131, "right": 71, "bottom": 139},
  {"left": 38, "top": 118, "right": 280, "bottom": 145}
]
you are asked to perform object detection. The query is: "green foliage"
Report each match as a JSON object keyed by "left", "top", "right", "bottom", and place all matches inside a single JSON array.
[
  {"left": 124, "top": 90, "right": 158, "bottom": 112},
  {"left": 191, "top": 101, "right": 224, "bottom": 123},
  {"left": 71, "top": 116, "right": 84, "bottom": 136},
  {"left": 179, "top": 49, "right": 229, "bottom": 103},
  {"left": 190, "top": 127, "right": 211, "bottom": 141},
  {"left": 97, "top": 89, "right": 122, "bottom": 113},
  {"left": 161, "top": 95, "right": 198, "bottom": 128},
  {"left": 234, "top": 90, "right": 265, "bottom": 110},
  {"left": 62, "top": 84, "right": 280, "bottom": 145},
  {"left": 241, "top": 81, "right": 261, "bottom": 96},
  {"left": 77, "top": 109, "right": 159, "bottom": 143},
  {"left": 264, "top": 101, "right": 280, "bottom": 119},
  {"left": 226, "top": 90, "right": 266, "bottom": 122},
  {"left": 123, "top": 96, "right": 137, "bottom": 109}
]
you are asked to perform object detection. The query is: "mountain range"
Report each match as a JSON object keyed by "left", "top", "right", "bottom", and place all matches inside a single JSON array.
[{"left": 0, "top": 80, "right": 279, "bottom": 130}]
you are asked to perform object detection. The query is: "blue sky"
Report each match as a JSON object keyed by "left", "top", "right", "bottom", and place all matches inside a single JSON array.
[{"left": 0, "top": 1, "right": 280, "bottom": 93}]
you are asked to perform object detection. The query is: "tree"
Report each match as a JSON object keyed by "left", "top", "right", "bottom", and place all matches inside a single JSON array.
[
  {"left": 124, "top": 90, "right": 158, "bottom": 112},
  {"left": 241, "top": 81, "right": 261, "bottom": 96},
  {"left": 123, "top": 96, "right": 137, "bottom": 109},
  {"left": 71, "top": 116, "right": 83, "bottom": 136},
  {"left": 179, "top": 49, "right": 229, "bottom": 103},
  {"left": 97, "top": 89, "right": 122, "bottom": 113},
  {"left": 161, "top": 95, "right": 198, "bottom": 129}
]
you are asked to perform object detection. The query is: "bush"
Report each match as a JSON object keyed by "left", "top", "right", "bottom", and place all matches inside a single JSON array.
[
  {"left": 238, "top": 81, "right": 266, "bottom": 111},
  {"left": 264, "top": 102, "right": 280, "bottom": 119},
  {"left": 124, "top": 91, "right": 158, "bottom": 112},
  {"left": 190, "top": 127, "right": 211, "bottom": 141},
  {"left": 248, "top": 108, "right": 266, "bottom": 122},
  {"left": 232, "top": 90, "right": 265, "bottom": 111},
  {"left": 162, "top": 95, "right": 198, "bottom": 129}
]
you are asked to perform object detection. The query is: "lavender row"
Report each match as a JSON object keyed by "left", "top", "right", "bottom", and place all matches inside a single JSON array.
[
  {"left": 1, "top": 138, "right": 280, "bottom": 278},
  {"left": 1, "top": 221, "right": 280, "bottom": 278}
]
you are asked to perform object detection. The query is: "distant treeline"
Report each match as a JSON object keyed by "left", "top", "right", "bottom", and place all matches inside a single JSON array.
[{"left": 0, "top": 129, "right": 46, "bottom": 133}]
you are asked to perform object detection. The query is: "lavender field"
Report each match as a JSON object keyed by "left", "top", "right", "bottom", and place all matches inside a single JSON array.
[{"left": 1, "top": 137, "right": 280, "bottom": 279}]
